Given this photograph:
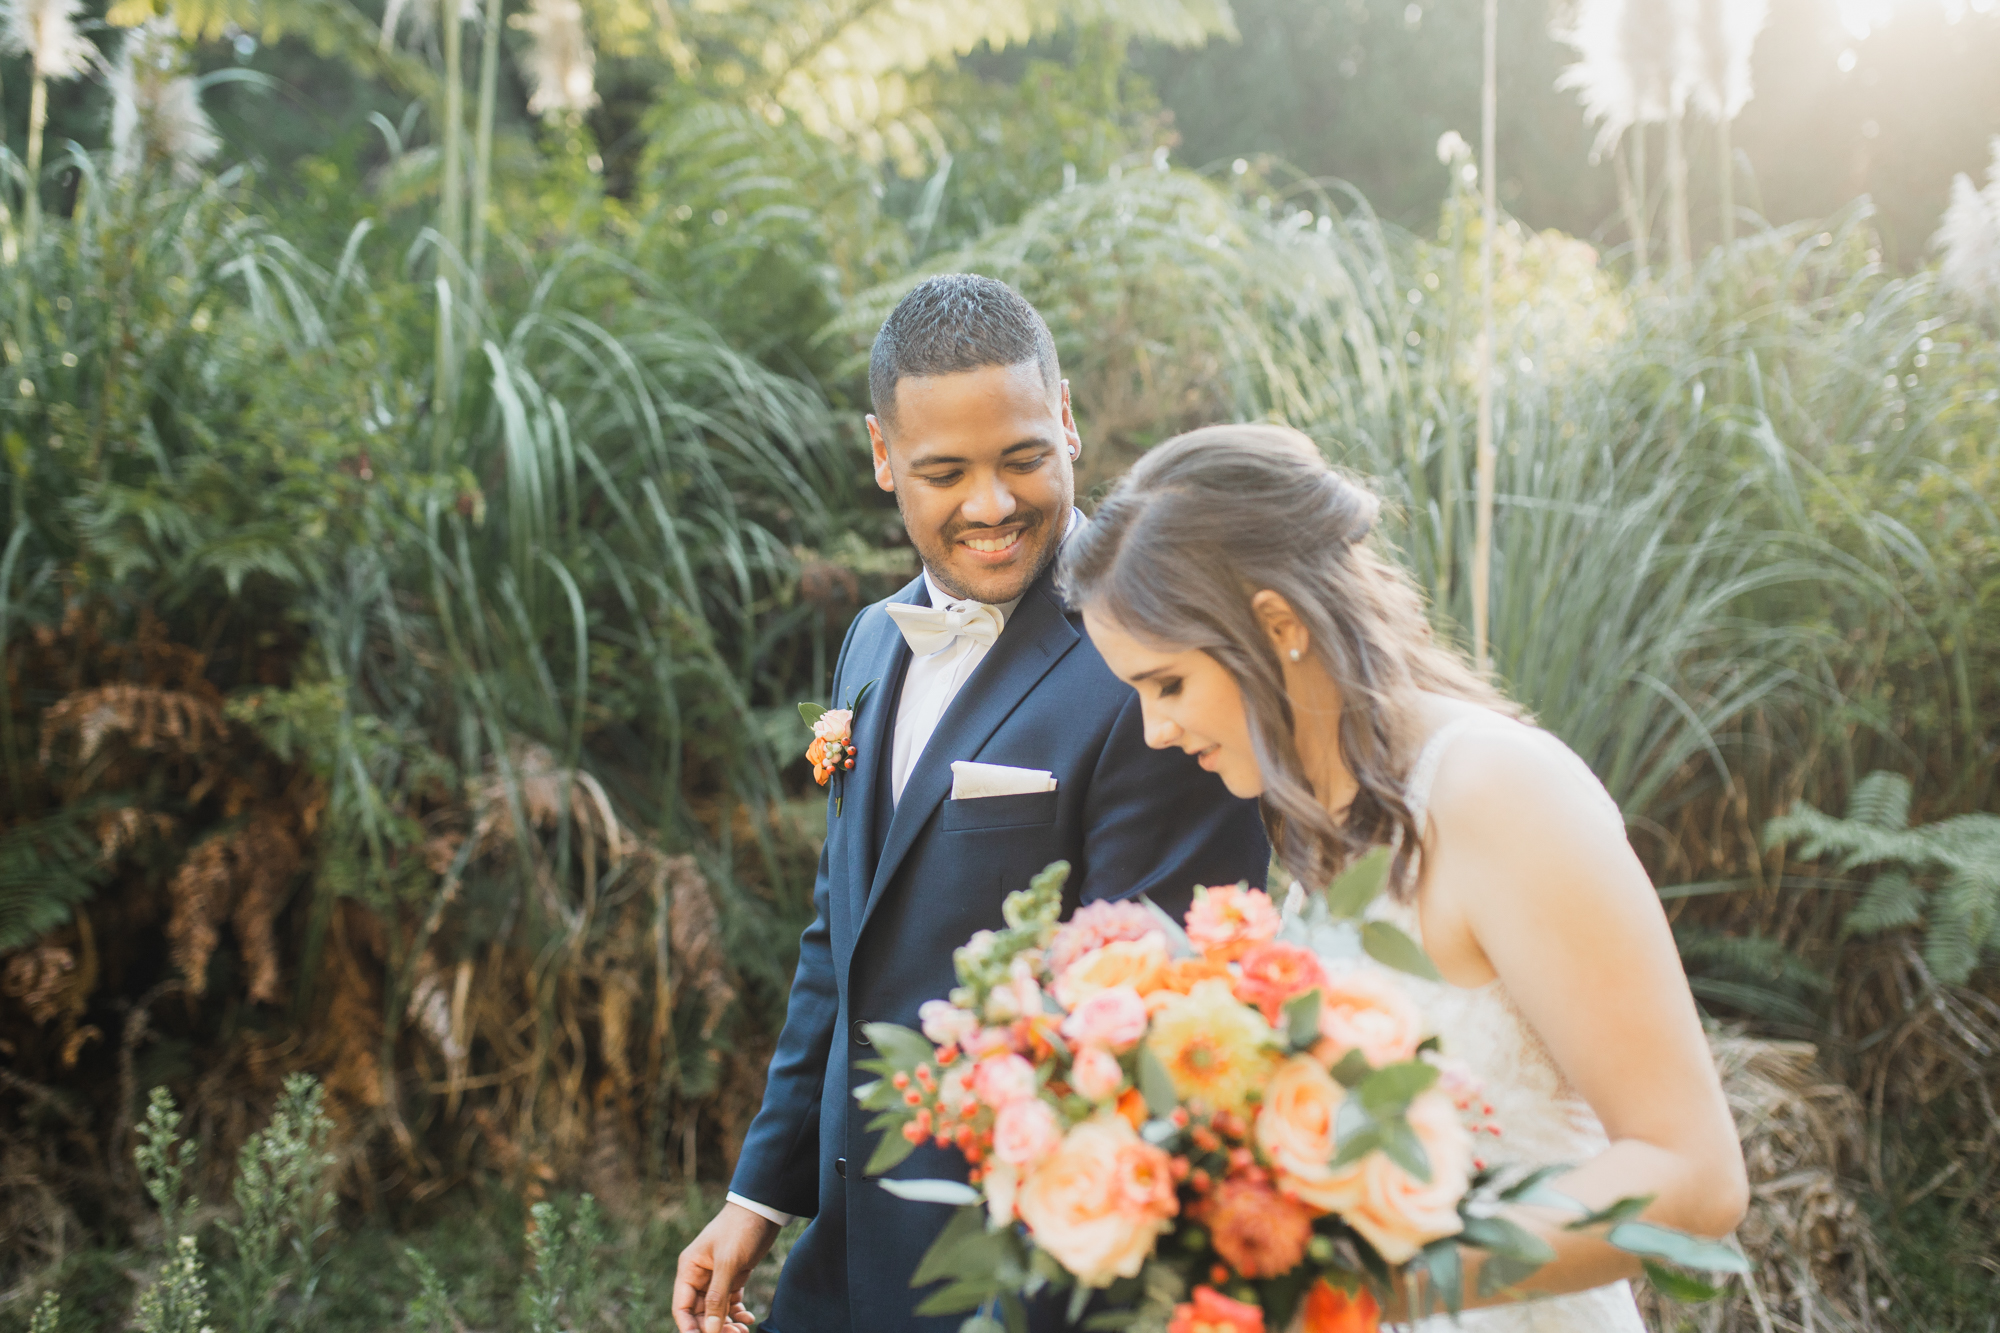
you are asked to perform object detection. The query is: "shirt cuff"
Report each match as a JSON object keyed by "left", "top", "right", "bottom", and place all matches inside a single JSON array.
[{"left": 727, "top": 1192, "right": 796, "bottom": 1227}]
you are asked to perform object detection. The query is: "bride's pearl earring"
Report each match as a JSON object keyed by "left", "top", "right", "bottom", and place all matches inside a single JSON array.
[{"left": 1288, "top": 648, "right": 1302, "bottom": 662}]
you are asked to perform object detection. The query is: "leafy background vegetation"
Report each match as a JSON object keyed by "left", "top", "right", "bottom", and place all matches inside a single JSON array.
[{"left": 1, "top": 0, "right": 1997, "bottom": 1329}]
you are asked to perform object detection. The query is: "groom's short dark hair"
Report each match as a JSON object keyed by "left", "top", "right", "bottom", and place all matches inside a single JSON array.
[{"left": 869, "top": 274, "right": 1060, "bottom": 426}]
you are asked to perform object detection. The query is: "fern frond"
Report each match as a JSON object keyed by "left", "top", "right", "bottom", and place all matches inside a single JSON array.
[
  {"left": 0, "top": 809, "right": 109, "bottom": 951},
  {"left": 1843, "top": 770, "right": 1911, "bottom": 830},
  {"left": 1844, "top": 870, "right": 1925, "bottom": 938}
]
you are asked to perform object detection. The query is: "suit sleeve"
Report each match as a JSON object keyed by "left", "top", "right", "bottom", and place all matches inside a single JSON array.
[
  {"left": 1076, "top": 690, "right": 1271, "bottom": 922},
  {"left": 727, "top": 628, "right": 855, "bottom": 1218}
]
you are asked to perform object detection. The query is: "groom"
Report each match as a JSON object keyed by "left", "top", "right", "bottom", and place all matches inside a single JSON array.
[{"left": 673, "top": 275, "right": 1269, "bottom": 1333}]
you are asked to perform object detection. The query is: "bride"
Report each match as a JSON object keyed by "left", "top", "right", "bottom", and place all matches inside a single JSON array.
[{"left": 1058, "top": 423, "right": 1747, "bottom": 1328}]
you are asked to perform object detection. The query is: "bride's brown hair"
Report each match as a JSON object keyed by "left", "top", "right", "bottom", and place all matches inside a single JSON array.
[{"left": 1059, "top": 423, "right": 1517, "bottom": 898}]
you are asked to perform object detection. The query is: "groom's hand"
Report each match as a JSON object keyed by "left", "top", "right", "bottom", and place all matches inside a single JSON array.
[{"left": 674, "top": 1200, "right": 781, "bottom": 1333}]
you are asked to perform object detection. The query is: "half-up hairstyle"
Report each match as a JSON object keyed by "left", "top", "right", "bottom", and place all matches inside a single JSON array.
[{"left": 1059, "top": 424, "right": 1517, "bottom": 897}]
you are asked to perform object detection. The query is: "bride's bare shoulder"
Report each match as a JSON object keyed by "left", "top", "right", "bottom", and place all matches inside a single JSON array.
[{"left": 1420, "top": 713, "right": 1626, "bottom": 848}]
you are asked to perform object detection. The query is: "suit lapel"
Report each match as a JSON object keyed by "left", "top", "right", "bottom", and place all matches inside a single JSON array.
[
  {"left": 840, "top": 576, "right": 924, "bottom": 927},
  {"left": 859, "top": 569, "right": 1081, "bottom": 937}
]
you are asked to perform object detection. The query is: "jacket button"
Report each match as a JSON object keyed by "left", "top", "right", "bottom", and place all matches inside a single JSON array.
[
  {"left": 852, "top": 1020, "right": 871, "bottom": 1045},
  {"left": 835, "top": 1157, "right": 847, "bottom": 1179}
]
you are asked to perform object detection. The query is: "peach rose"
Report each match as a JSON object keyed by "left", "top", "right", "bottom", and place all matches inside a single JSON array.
[
  {"left": 1232, "top": 941, "right": 1329, "bottom": 1025},
  {"left": 1254, "top": 1055, "right": 1359, "bottom": 1213},
  {"left": 1166, "top": 1286, "right": 1265, "bottom": 1333},
  {"left": 1063, "top": 986, "right": 1150, "bottom": 1052},
  {"left": 993, "top": 1097, "right": 1064, "bottom": 1167},
  {"left": 1312, "top": 967, "right": 1424, "bottom": 1069},
  {"left": 971, "top": 1053, "right": 1039, "bottom": 1109},
  {"left": 1205, "top": 1173, "right": 1315, "bottom": 1278},
  {"left": 1302, "top": 1280, "right": 1380, "bottom": 1333},
  {"left": 1016, "top": 1116, "right": 1179, "bottom": 1287},
  {"left": 1054, "top": 935, "right": 1169, "bottom": 1009},
  {"left": 1071, "top": 1044, "right": 1125, "bottom": 1103},
  {"left": 1185, "top": 884, "right": 1281, "bottom": 962},
  {"left": 1309, "top": 1089, "right": 1472, "bottom": 1264}
]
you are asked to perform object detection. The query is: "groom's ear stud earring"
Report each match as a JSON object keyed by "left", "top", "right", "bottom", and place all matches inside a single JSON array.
[{"left": 1288, "top": 648, "right": 1302, "bottom": 662}]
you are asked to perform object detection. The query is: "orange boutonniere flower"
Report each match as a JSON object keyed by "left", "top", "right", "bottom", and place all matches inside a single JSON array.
[{"left": 799, "top": 680, "right": 875, "bottom": 815}]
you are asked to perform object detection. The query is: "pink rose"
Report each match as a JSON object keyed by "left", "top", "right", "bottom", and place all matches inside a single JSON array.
[
  {"left": 919, "top": 999, "right": 981, "bottom": 1047},
  {"left": 1016, "top": 1116, "right": 1179, "bottom": 1287},
  {"left": 1299, "top": 1089, "right": 1472, "bottom": 1264},
  {"left": 1313, "top": 967, "right": 1425, "bottom": 1069},
  {"left": 1062, "top": 986, "right": 1150, "bottom": 1052},
  {"left": 993, "top": 1098, "right": 1064, "bottom": 1167},
  {"left": 1185, "top": 884, "right": 1281, "bottom": 962},
  {"left": 810, "top": 708, "right": 853, "bottom": 742},
  {"left": 971, "top": 1053, "right": 1039, "bottom": 1109},
  {"left": 1071, "top": 1045, "right": 1125, "bottom": 1103},
  {"left": 1049, "top": 900, "right": 1165, "bottom": 978}
]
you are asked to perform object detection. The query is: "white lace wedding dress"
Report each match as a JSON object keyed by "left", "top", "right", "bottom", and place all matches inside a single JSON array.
[{"left": 1288, "top": 712, "right": 1649, "bottom": 1333}]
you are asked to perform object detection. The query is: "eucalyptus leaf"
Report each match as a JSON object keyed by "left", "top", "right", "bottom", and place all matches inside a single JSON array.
[
  {"left": 864, "top": 1126, "right": 919, "bottom": 1177},
  {"left": 1137, "top": 1044, "right": 1178, "bottom": 1119},
  {"left": 1420, "top": 1239, "right": 1464, "bottom": 1316},
  {"left": 1357, "top": 1060, "right": 1439, "bottom": 1114},
  {"left": 879, "top": 1178, "right": 984, "bottom": 1206},
  {"left": 916, "top": 1279, "right": 1003, "bottom": 1316},
  {"left": 1329, "top": 1048, "right": 1372, "bottom": 1088},
  {"left": 863, "top": 1022, "right": 938, "bottom": 1069},
  {"left": 1325, "top": 848, "right": 1392, "bottom": 918},
  {"left": 1457, "top": 1214, "right": 1556, "bottom": 1266},
  {"left": 1642, "top": 1260, "right": 1725, "bottom": 1302},
  {"left": 1360, "top": 920, "right": 1443, "bottom": 981},
  {"left": 913, "top": 1207, "right": 997, "bottom": 1287},
  {"left": 1564, "top": 1194, "right": 1655, "bottom": 1230},
  {"left": 1285, "top": 987, "right": 1323, "bottom": 1050},
  {"left": 1381, "top": 1117, "right": 1433, "bottom": 1182},
  {"left": 1607, "top": 1222, "right": 1752, "bottom": 1273},
  {"left": 1477, "top": 1251, "right": 1547, "bottom": 1299}
]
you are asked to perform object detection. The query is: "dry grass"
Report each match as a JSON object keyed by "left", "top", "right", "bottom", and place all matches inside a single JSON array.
[{"left": 1642, "top": 1033, "right": 1886, "bottom": 1333}]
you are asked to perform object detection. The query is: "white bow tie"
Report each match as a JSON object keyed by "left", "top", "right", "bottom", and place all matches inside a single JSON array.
[{"left": 886, "top": 600, "right": 1006, "bottom": 657}]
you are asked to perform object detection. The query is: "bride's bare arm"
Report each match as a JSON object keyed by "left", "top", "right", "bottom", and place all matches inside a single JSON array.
[{"left": 1414, "top": 725, "right": 1747, "bottom": 1306}]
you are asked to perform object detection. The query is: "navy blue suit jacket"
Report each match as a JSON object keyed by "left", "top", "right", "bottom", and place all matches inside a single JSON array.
[{"left": 730, "top": 561, "right": 1270, "bottom": 1333}]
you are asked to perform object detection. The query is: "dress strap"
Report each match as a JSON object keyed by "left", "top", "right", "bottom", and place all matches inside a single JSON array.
[{"left": 1404, "top": 715, "right": 1490, "bottom": 835}]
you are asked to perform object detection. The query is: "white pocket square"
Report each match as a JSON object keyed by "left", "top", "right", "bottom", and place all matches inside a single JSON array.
[{"left": 950, "top": 761, "right": 1057, "bottom": 799}]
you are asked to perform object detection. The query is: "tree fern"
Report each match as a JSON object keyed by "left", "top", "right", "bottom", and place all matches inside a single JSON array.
[
  {"left": 0, "top": 808, "right": 108, "bottom": 951},
  {"left": 1765, "top": 772, "right": 2000, "bottom": 984}
]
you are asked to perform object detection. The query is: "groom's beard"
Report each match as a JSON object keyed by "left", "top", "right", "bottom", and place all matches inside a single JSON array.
[{"left": 901, "top": 502, "right": 1064, "bottom": 606}]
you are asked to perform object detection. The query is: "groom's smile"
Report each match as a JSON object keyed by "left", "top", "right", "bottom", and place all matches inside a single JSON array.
[{"left": 867, "top": 360, "right": 1081, "bottom": 605}]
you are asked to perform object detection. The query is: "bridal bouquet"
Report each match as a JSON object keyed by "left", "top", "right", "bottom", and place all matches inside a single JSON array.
[
  {"left": 855, "top": 863, "right": 1745, "bottom": 1333},
  {"left": 853, "top": 862, "right": 1526, "bottom": 1332}
]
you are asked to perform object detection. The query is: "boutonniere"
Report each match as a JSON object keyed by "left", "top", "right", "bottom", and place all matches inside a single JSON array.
[{"left": 799, "top": 680, "right": 875, "bottom": 815}]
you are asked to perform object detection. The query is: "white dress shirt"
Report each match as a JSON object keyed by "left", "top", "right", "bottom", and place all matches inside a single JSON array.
[{"left": 728, "top": 511, "right": 1081, "bottom": 1227}]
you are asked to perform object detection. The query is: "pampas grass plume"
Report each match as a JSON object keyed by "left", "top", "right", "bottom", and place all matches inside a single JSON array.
[
  {"left": 109, "top": 20, "right": 220, "bottom": 184},
  {"left": 510, "top": 0, "right": 599, "bottom": 118},
  {"left": 1687, "top": 0, "right": 1770, "bottom": 123},
  {"left": 1, "top": 0, "right": 99, "bottom": 79},
  {"left": 1935, "top": 137, "right": 2000, "bottom": 308},
  {"left": 1554, "top": 0, "right": 1692, "bottom": 158}
]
